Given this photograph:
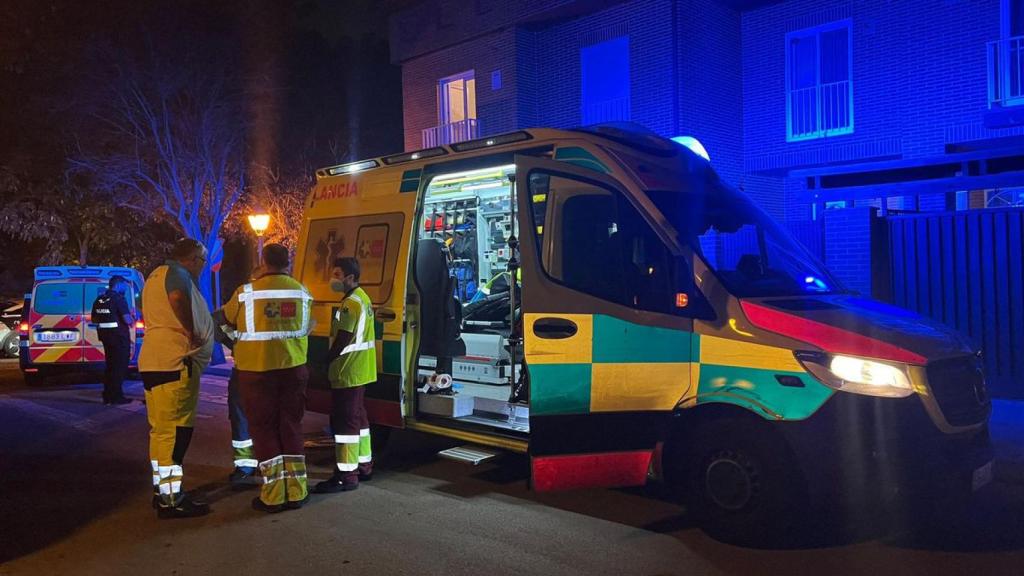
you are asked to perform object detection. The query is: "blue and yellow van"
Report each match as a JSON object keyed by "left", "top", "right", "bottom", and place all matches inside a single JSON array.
[{"left": 294, "top": 124, "right": 992, "bottom": 544}]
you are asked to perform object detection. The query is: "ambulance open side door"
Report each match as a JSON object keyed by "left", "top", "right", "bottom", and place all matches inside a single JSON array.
[{"left": 514, "top": 155, "right": 698, "bottom": 491}]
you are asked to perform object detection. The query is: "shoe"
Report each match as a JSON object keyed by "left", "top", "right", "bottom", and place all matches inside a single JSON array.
[
  {"left": 313, "top": 476, "right": 358, "bottom": 494},
  {"left": 228, "top": 467, "right": 260, "bottom": 488},
  {"left": 156, "top": 494, "right": 210, "bottom": 519},
  {"left": 358, "top": 471, "right": 373, "bottom": 482},
  {"left": 251, "top": 497, "right": 285, "bottom": 514},
  {"left": 283, "top": 493, "right": 310, "bottom": 510}
]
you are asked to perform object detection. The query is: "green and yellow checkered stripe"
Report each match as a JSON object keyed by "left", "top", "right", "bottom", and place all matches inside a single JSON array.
[{"left": 525, "top": 314, "right": 834, "bottom": 421}]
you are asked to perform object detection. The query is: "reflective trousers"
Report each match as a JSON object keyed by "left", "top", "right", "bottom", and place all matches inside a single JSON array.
[
  {"left": 330, "top": 385, "right": 373, "bottom": 485},
  {"left": 227, "top": 368, "right": 256, "bottom": 470},
  {"left": 143, "top": 361, "right": 200, "bottom": 506},
  {"left": 238, "top": 365, "right": 309, "bottom": 506}
]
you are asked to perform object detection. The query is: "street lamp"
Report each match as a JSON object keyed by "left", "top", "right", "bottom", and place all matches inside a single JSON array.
[{"left": 248, "top": 212, "right": 270, "bottom": 261}]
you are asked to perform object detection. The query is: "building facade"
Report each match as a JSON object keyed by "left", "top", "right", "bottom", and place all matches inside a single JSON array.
[{"left": 389, "top": 0, "right": 1024, "bottom": 395}]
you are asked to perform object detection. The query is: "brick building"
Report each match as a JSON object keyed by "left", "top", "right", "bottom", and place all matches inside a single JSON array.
[{"left": 388, "top": 0, "right": 1024, "bottom": 394}]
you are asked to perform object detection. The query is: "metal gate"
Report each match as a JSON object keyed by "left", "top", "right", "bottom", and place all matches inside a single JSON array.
[{"left": 888, "top": 208, "right": 1024, "bottom": 398}]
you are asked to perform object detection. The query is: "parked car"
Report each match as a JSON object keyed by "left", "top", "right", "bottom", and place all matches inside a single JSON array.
[
  {"left": 0, "top": 322, "right": 17, "bottom": 358},
  {"left": 1, "top": 300, "right": 22, "bottom": 330}
]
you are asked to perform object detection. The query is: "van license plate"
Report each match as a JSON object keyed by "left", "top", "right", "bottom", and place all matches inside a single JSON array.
[
  {"left": 972, "top": 460, "right": 994, "bottom": 491},
  {"left": 36, "top": 332, "right": 77, "bottom": 343}
]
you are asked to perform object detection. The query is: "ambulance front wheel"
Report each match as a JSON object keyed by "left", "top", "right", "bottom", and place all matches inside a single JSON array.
[{"left": 677, "top": 417, "right": 810, "bottom": 547}]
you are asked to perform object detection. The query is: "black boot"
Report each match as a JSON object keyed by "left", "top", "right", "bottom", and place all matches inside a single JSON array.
[{"left": 156, "top": 493, "right": 210, "bottom": 519}]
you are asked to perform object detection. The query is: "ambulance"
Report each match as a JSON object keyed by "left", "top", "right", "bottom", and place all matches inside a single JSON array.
[
  {"left": 294, "top": 124, "right": 992, "bottom": 544},
  {"left": 19, "top": 266, "right": 145, "bottom": 385}
]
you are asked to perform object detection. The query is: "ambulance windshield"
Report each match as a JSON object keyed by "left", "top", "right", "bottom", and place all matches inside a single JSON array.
[{"left": 646, "top": 163, "right": 843, "bottom": 298}]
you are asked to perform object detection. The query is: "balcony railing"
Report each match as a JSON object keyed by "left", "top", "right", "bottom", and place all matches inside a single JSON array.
[
  {"left": 422, "top": 118, "right": 479, "bottom": 148},
  {"left": 787, "top": 80, "right": 853, "bottom": 140},
  {"left": 988, "top": 36, "right": 1024, "bottom": 108},
  {"left": 581, "top": 96, "right": 631, "bottom": 126}
]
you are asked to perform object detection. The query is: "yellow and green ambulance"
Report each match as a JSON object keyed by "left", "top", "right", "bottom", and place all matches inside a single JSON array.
[{"left": 294, "top": 124, "right": 992, "bottom": 543}]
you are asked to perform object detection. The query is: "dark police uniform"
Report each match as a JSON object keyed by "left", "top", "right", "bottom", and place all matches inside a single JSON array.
[{"left": 91, "top": 288, "right": 132, "bottom": 403}]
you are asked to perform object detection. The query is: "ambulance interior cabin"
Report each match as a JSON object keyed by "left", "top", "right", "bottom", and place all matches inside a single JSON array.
[{"left": 414, "top": 163, "right": 529, "bottom": 434}]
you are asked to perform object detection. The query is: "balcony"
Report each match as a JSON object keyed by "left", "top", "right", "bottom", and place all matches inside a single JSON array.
[
  {"left": 787, "top": 80, "right": 853, "bottom": 141},
  {"left": 580, "top": 96, "right": 631, "bottom": 126},
  {"left": 422, "top": 118, "right": 479, "bottom": 148},
  {"left": 988, "top": 36, "right": 1024, "bottom": 108}
]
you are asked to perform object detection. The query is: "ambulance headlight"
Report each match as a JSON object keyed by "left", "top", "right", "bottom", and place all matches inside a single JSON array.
[{"left": 795, "top": 351, "right": 913, "bottom": 398}]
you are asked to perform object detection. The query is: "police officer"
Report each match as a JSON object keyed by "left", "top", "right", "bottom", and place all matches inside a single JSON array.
[
  {"left": 314, "top": 257, "right": 375, "bottom": 494},
  {"left": 139, "top": 238, "right": 215, "bottom": 519},
  {"left": 219, "top": 243, "right": 313, "bottom": 512},
  {"left": 91, "top": 276, "right": 134, "bottom": 405}
]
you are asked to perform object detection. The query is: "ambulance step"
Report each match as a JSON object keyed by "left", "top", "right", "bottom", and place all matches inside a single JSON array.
[{"left": 438, "top": 445, "right": 499, "bottom": 465}]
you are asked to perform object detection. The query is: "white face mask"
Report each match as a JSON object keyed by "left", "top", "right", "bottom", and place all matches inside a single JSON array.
[{"left": 329, "top": 279, "right": 347, "bottom": 293}]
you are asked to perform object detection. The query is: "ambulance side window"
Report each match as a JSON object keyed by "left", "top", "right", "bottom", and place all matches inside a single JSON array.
[{"left": 528, "top": 172, "right": 675, "bottom": 313}]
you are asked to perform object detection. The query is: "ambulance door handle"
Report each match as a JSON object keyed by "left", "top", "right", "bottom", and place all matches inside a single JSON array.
[
  {"left": 378, "top": 309, "right": 397, "bottom": 323},
  {"left": 533, "top": 317, "right": 577, "bottom": 339}
]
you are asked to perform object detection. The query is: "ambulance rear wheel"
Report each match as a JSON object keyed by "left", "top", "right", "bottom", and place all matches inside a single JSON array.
[{"left": 679, "top": 418, "right": 809, "bottom": 547}]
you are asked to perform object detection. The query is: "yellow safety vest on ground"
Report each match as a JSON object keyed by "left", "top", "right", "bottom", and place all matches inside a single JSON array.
[{"left": 222, "top": 273, "right": 313, "bottom": 372}]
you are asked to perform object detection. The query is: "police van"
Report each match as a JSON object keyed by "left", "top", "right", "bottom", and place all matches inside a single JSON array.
[
  {"left": 20, "top": 266, "right": 145, "bottom": 385},
  {"left": 294, "top": 124, "right": 992, "bottom": 543}
]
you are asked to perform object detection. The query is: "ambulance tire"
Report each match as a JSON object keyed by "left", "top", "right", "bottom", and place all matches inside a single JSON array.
[{"left": 679, "top": 417, "right": 811, "bottom": 548}]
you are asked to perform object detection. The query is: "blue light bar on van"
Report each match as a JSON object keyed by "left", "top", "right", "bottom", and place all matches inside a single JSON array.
[
  {"left": 383, "top": 147, "right": 447, "bottom": 165},
  {"left": 450, "top": 131, "right": 532, "bottom": 152},
  {"left": 329, "top": 160, "right": 379, "bottom": 176}
]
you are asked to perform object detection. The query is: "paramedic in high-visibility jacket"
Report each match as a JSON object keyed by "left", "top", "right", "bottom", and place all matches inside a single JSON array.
[
  {"left": 314, "top": 257, "right": 376, "bottom": 494},
  {"left": 219, "top": 243, "right": 314, "bottom": 513},
  {"left": 138, "top": 238, "right": 215, "bottom": 519}
]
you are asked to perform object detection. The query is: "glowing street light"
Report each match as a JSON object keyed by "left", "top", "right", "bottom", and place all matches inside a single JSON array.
[{"left": 248, "top": 212, "right": 270, "bottom": 260}]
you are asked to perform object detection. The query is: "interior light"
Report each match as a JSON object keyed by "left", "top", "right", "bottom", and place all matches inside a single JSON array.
[
  {"left": 463, "top": 182, "right": 504, "bottom": 192},
  {"left": 671, "top": 136, "right": 710, "bottom": 161},
  {"left": 431, "top": 164, "right": 516, "bottom": 187}
]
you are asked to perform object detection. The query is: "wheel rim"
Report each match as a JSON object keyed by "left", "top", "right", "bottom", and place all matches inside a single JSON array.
[
  {"left": 4, "top": 338, "right": 16, "bottom": 358},
  {"left": 705, "top": 451, "right": 759, "bottom": 511}
]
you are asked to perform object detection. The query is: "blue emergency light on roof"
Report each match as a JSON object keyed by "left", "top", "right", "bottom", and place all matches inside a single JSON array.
[
  {"left": 670, "top": 136, "right": 711, "bottom": 162},
  {"left": 450, "top": 131, "right": 532, "bottom": 152},
  {"left": 383, "top": 147, "right": 448, "bottom": 165}
]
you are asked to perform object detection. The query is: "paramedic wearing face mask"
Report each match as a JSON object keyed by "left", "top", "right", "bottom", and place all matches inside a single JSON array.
[{"left": 314, "top": 257, "right": 376, "bottom": 493}]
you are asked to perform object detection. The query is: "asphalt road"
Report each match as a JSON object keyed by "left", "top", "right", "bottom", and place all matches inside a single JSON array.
[{"left": 1, "top": 358, "right": 1023, "bottom": 576}]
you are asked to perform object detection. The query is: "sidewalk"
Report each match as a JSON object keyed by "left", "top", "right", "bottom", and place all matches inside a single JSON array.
[{"left": 205, "top": 355, "right": 1024, "bottom": 484}]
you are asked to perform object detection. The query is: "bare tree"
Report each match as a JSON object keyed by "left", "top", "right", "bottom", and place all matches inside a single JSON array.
[{"left": 71, "top": 41, "right": 252, "bottom": 309}]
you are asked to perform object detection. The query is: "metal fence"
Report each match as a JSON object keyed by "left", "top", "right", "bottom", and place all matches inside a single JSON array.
[
  {"left": 888, "top": 208, "right": 1024, "bottom": 398},
  {"left": 788, "top": 80, "right": 852, "bottom": 140}
]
